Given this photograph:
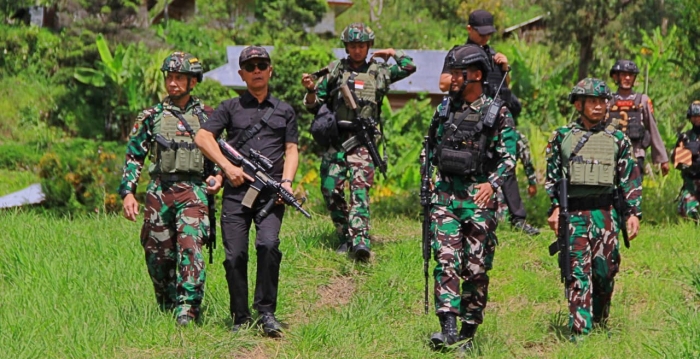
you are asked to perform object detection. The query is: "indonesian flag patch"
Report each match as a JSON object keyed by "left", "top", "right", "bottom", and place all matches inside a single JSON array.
[
  {"left": 131, "top": 122, "right": 139, "bottom": 135},
  {"left": 355, "top": 80, "right": 365, "bottom": 90}
]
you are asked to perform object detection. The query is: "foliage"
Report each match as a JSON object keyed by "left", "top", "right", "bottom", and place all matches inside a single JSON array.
[
  {"left": 156, "top": 19, "right": 234, "bottom": 73},
  {"left": 192, "top": 79, "right": 238, "bottom": 110},
  {"left": 37, "top": 139, "right": 122, "bottom": 213},
  {"left": 0, "top": 142, "right": 43, "bottom": 171}
]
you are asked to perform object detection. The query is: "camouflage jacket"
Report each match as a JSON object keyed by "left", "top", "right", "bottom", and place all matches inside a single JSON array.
[
  {"left": 117, "top": 96, "right": 209, "bottom": 196},
  {"left": 545, "top": 119, "right": 642, "bottom": 217},
  {"left": 514, "top": 128, "right": 537, "bottom": 186},
  {"left": 428, "top": 94, "right": 517, "bottom": 209},
  {"left": 304, "top": 51, "right": 416, "bottom": 111}
]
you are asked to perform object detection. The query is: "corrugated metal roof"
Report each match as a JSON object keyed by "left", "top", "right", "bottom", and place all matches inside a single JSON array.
[{"left": 206, "top": 46, "right": 447, "bottom": 95}]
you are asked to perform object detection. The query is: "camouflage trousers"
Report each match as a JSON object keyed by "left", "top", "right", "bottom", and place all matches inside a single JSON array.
[
  {"left": 431, "top": 203, "right": 498, "bottom": 325},
  {"left": 565, "top": 208, "right": 621, "bottom": 335},
  {"left": 676, "top": 179, "right": 700, "bottom": 220},
  {"left": 140, "top": 178, "right": 209, "bottom": 319},
  {"left": 320, "top": 145, "right": 375, "bottom": 248}
]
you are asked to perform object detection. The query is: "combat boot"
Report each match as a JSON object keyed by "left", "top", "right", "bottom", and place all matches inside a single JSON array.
[
  {"left": 336, "top": 242, "right": 350, "bottom": 254},
  {"left": 430, "top": 313, "right": 458, "bottom": 350},
  {"left": 176, "top": 315, "right": 193, "bottom": 327},
  {"left": 352, "top": 243, "right": 371, "bottom": 262},
  {"left": 512, "top": 219, "right": 541, "bottom": 236},
  {"left": 458, "top": 323, "right": 478, "bottom": 353}
]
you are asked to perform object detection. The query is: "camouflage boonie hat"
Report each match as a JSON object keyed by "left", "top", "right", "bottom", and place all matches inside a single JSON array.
[
  {"left": 239, "top": 46, "right": 271, "bottom": 66},
  {"left": 687, "top": 100, "right": 700, "bottom": 119},
  {"left": 448, "top": 44, "right": 492, "bottom": 76},
  {"left": 609, "top": 59, "right": 640, "bottom": 77},
  {"left": 340, "top": 23, "right": 375, "bottom": 44},
  {"left": 568, "top": 78, "right": 612, "bottom": 104},
  {"left": 161, "top": 51, "right": 203, "bottom": 82}
]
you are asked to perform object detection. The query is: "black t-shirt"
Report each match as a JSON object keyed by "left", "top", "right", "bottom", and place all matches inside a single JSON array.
[
  {"left": 441, "top": 40, "right": 507, "bottom": 90},
  {"left": 201, "top": 90, "right": 298, "bottom": 202}
]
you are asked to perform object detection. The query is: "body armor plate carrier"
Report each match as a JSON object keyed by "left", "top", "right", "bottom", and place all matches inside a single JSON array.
[
  {"left": 561, "top": 129, "right": 617, "bottom": 198},
  {"left": 609, "top": 94, "right": 646, "bottom": 143},
  {"left": 151, "top": 110, "right": 205, "bottom": 175},
  {"left": 436, "top": 110, "right": 494, "bottom": 177}
]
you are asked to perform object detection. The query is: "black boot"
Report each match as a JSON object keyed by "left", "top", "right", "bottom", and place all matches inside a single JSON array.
[
  {"left": 430, "top": 313, "right": 458, "bottom": 350},
  {"left": 458, "top": 323, "right": 478, "bottom": 352},
  {"left": 352, "top": 243, "right": 371, "bottom": 262},
  {"left": 258, "top": 312, "right": 284, "bottom": 337}
]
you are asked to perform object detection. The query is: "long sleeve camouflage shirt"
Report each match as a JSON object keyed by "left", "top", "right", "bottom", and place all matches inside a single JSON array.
[
  {"left": 304, "top": 50, "right": 416, "bottom": 110},
  {"left": 545, "top": 119, "right": 642, "bottom": 218},
  {"left": 428, "top": 94, "right": 517, "bottom": 209},
  {"left": 514, "top": 128, "right": 537, "bottom": 186},
  {"left": 117, "top": 96, "right": 208, "bottom": 196}
]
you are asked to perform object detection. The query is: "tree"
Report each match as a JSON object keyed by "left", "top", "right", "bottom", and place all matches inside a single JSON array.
[{"left": 542, "top": 0, "right": 636, "bottom": 80}]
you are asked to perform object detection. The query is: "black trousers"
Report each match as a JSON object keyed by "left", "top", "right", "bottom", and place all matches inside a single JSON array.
[
  {"left": 501, "top": 172, "right": 527, "bottom": 223},
  {"left": 221, "top": 198, "right": 285, "bottom": 324}
]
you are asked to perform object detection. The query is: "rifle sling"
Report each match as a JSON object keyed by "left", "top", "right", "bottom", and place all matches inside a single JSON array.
[{"left": 233, "top": 99, "right": 280, "bottom": 150}]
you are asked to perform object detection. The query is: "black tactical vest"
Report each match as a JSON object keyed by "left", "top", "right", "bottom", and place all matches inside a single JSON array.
[
  {"left": 609, "top": 94, "right": 645, "bottom": 142},
  {"left": 436, "top": 106, "right": 495, "bottom": 177}
]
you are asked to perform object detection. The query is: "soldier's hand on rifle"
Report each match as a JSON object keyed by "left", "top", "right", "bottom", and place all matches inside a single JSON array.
[
  {"left": 205, "top": 174, "right": 223, "bottom": 195},
  {"left": 473, "top": 182, "right": 494, "bottom": 206},
  {"left": 275, "top": 180, "right": 294, "bottom": 205},
  {"left": 300, "top": 74, "right": 316, "bottom": 91},
  {"left": 548, "top": 207, "right": 560, "bottom": 235},
  {"left": 122, "top": 193, "right": 139, "bottom": 222},
  {"left": 370, "top": 48, "right": 396, "bottom": 61},
  {"left": 528, "top": 184, "right": 537, "bottom": 197},
  {"left": 223, "top": 163, "right": 253, "bottom": 187},
  {"left": 626, "top": 215, "right": 640, "bottom": 240},
  {"left": 660, "top": 162, "right": 670, "bottom": 176}
]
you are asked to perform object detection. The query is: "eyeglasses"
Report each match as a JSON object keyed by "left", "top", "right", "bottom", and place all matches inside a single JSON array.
[{"left": 242, "top": 62, "right": 270, "bottom": 72}]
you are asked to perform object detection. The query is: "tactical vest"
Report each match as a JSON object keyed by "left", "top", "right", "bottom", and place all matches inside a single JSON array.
[
  {"left": 436, "top": 106, "right": 494, "bottom": 177},
  {"left": 334, "top": 61, "right": 385, "bottom": 124},
  {"left": 683, "top": 134, "right": 700, "bottom": 177},
  {"left": 609, "top": 94, "right": 645, "bottom": 142},
  {"left": 150, "top": 108, "right": 205, "bottom": 175},
  {"left": 561, "top": 129, "right": 617, "bottom": 198}
]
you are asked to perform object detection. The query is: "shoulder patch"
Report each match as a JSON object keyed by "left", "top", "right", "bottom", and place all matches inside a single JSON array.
[{"left": 647, "top": 97, "right": 654, "bottom": 114}]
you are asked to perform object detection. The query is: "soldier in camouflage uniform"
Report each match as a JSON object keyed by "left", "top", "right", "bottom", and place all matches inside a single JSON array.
[
  {"left": 494, "top": 128, "right": 538, "bottom": 224},
  {"left": 425, "top": 44, "right": 517, "bottom": 351},
  {"left": 545, "top": 78, "right": 641, "bottom": 341},
  {"left": 608, "top": 60, "right": 669, "bottom": 178},
  {"left": 671, "top": 101, "right": 700, "bottom": 221},
  {"left": 119, "top": 52, "right": 222, "bottom": 326},
  {"left": 301, "top": 23, "right": 416, "bottom": 261}
]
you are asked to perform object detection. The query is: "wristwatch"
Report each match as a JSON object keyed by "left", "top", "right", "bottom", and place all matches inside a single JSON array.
[
  {"left": 119, "top": 189, "right": 132, "bottom": 200},
  {"left": 280, "top": 179, "right": 293, "bottom": 184}
]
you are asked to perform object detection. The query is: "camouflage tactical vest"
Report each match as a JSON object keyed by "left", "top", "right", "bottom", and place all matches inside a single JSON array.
[
  {"left": 561, "top": 129, "right": 617, "bottom": 197},
  {"left": 150, "top": 106, "right": 205, "bottom": 175},
  {"left": 609, "top": 94, "right": 645, "bottom": 142},
  {"left": 333, "top": 60, "right": 387, "bottom": 123}
]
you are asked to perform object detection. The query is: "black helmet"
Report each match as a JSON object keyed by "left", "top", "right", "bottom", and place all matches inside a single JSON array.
[
  {"left": 687, "top": 101, "right": 700, "bottom": 119},
  {"left": 609, "top": 59, "right": 640, "bottom": 77},
  {"left": 448, "top": 44, "right": 492, "bottom": 77}
]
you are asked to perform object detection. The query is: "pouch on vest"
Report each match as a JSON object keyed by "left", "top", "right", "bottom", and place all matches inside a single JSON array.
[
  {"left": 564, "top": 131, "right": 616, "bottom": 187},
  {"left": 154, "top": 112, "right": 204, "bottom": 174},
  {"left": 436, "top": 112, "right": 483, "bottom": 176},
  {"left": 309, "top": 104, "right": 339, "bottom": 147}
]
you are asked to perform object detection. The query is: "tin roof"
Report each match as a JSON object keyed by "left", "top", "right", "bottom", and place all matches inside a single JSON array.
[{"left": 204, "top": 46, "right": 448, "bottom": 95}]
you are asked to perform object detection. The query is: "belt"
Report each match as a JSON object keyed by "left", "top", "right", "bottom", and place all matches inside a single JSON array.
[
  {"left": 157, "top": 173, "right": 203, "bottom": 183},
  {"left": 568, "top": 196, "right": 613, "bottom": 211}
]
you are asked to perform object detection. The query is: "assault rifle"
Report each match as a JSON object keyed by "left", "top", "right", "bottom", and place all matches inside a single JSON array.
[
  {"left": 548, "top": 176, "right": 572, "bottom": 299},
  {"left": 613, "top": 187, "right": 631, "bottom": 249},
  {"left": 420, "top": 135, "right": 433, "bottom": 315},
  {"left": 339, "top": 82, "right": 388, "bottom": 179},
  {"left": 217, "top": 139, "right": 311, "bottom": 221}
]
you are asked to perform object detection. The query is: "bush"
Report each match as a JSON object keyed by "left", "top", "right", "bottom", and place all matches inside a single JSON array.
[{"left": 0, "top": 143, "right": 43, "bottom": 171}]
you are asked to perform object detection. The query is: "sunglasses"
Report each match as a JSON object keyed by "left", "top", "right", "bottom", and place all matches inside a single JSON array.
[{"left": 242, "top": 62, "right": 270, "bottom": 72}]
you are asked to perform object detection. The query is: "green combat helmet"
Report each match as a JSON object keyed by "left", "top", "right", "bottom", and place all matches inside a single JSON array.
[
  {"left": 568, "top": 78, "right": 612, "bottom": 103},
  {"left": 340, "top": 22, "right": 375, "bottom": 46},
  {"left": 687, "top": 100, "right": 700, "bottom": 119},
  {"left": 161, "top": 51, "right": 203, "bottom": 82}
]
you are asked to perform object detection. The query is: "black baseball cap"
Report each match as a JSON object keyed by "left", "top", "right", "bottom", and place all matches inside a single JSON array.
[
  {"left": 239, "top": 46, "right": 270, "bottom": 66},
  {"left": 468, "top": 10, "right": 496, "bottom": 35}
]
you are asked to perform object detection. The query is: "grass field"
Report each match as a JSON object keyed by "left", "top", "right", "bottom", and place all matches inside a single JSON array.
[{"left": 1, "top": 208, "right": 699, "bottom": 359}]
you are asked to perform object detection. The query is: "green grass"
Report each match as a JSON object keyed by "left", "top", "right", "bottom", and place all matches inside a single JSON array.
[
  {"left": 0, "top": 169, "right": 39, "bottom": 197},
  {"left": 1, "top": 209, "right": 699, "bottom": 358}
]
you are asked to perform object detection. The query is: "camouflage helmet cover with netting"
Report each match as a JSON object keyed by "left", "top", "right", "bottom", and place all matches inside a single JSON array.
[
  {"left": 340, "top": 22, "right": 375, "bottom": 45},
  {"left": 568, "top": 78, "right": 612, "bottom": 104},
  {"left": 448, "top": 44, "right": 492, "bottom": 77},
  {"left": 161, "top": 51, "right": 203, "bottom": 82},
  {"left": 687, "top": 100, "right": 700, "bottom": 119},
  {"left": 609, "top": 59, "right": 640, "bottom": 77}
]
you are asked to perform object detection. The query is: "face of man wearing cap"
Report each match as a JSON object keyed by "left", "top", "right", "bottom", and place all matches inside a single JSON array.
[
  {"left": 238, "top": 60, "right": 272, "bottom": 92},
  {"left": 467, "top": 26, "right": 492, "bottom": 46}
]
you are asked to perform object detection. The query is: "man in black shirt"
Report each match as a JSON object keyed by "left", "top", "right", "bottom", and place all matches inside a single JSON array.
[
  {"left": 438, "top": 9, "right": 539, "bottom": 236},
  {"left": 195, "top": 46, "right": 299, "bottom": 337}
]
